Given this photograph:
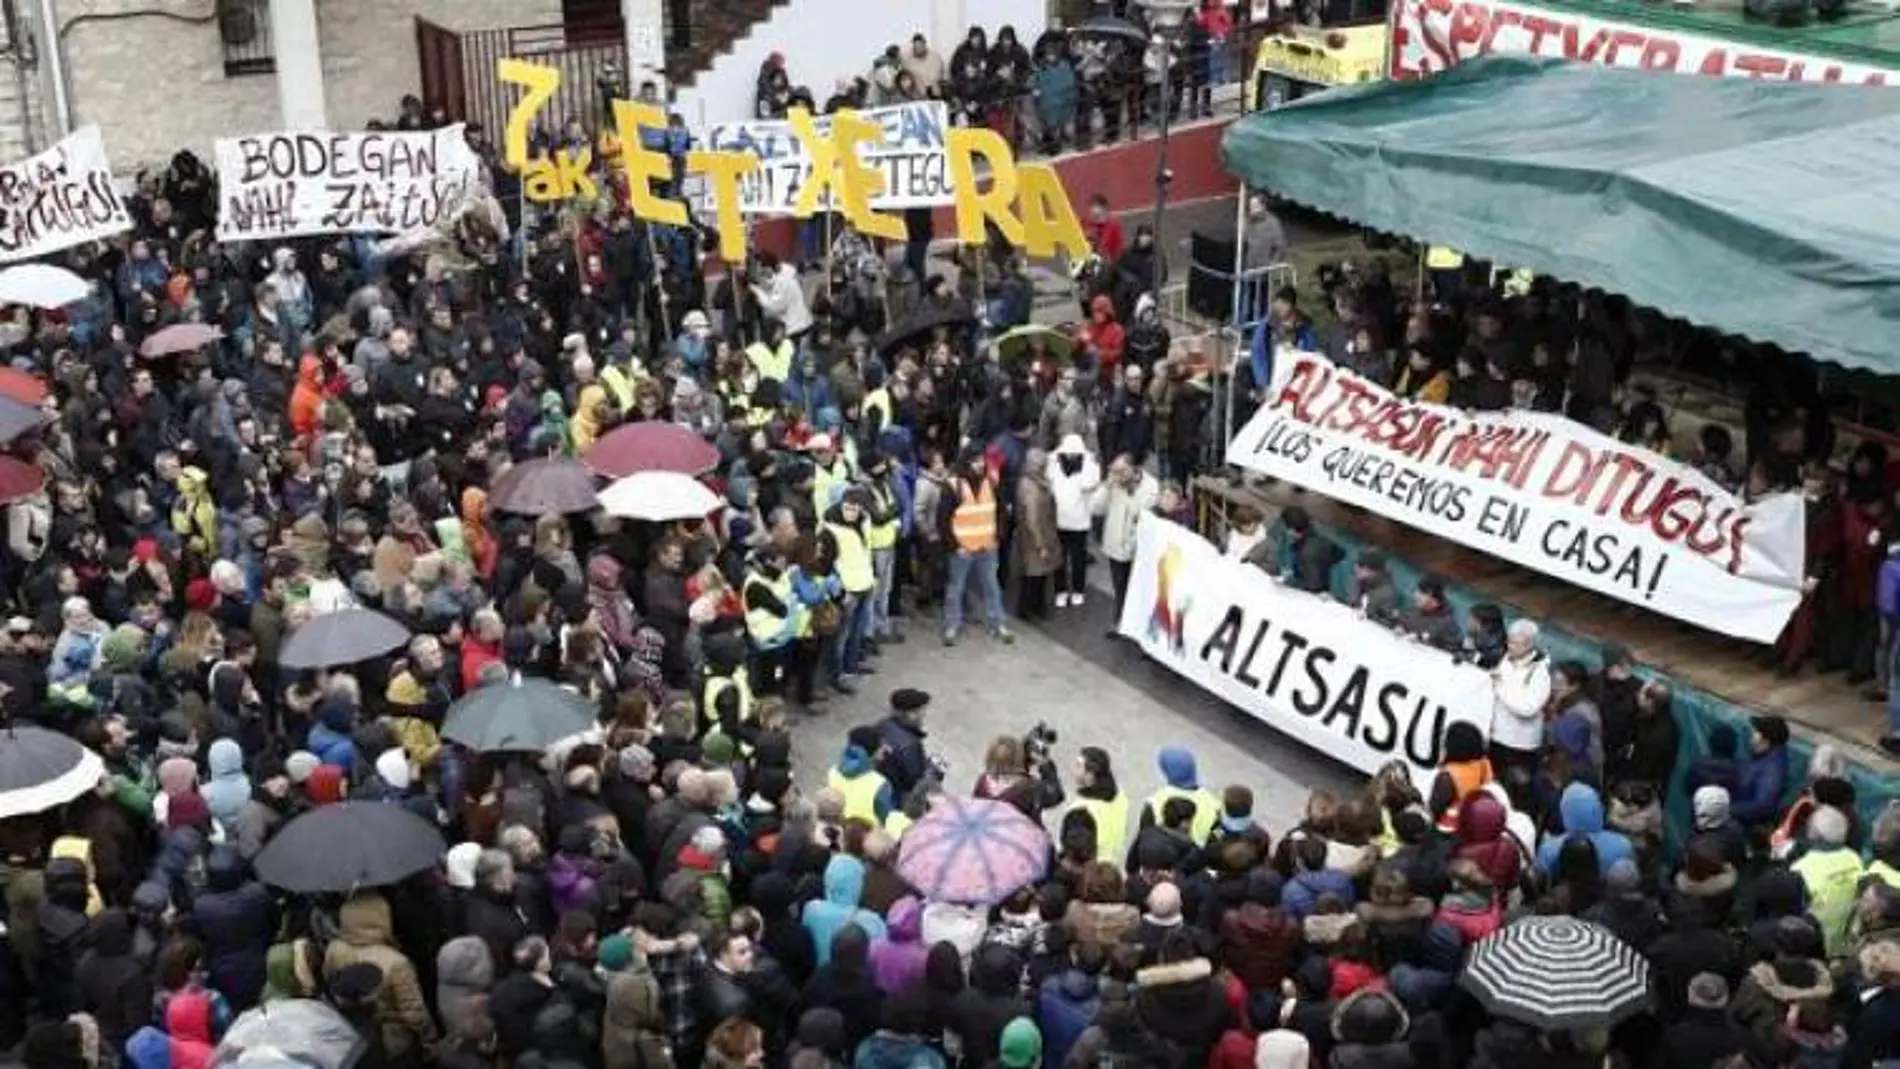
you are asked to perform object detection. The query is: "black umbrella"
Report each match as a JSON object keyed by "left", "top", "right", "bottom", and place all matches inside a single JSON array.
[
  {"left": 1068, "top": 16, "right": 1151, "bottom": 44},
  {"left": 488, "top": 457, "right": 601, "bottom": 515},
  {"left": 253, "top": 802, "right": 446, "bottom": 893},
  {"left": 0, "top": 725, "right": 104, "bottom": 819},
  {"left": 441, "top": 674, "right": 598, "bottom": 754},
  {"left": 0, "top": 394, "right": 44, "bottom": 447},
  {"left": 277, "top": 607, "right": 412, "bottom": 669},
  {"left": 875, "top": 298, "right": 977, "bottom": 356}
]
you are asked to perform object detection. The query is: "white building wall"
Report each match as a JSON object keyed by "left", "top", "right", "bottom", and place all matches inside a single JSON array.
[{"left": 672, "top": 0, "right": 1045, "bottom": 132}]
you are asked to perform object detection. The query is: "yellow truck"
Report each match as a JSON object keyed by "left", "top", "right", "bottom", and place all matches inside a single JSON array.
[{"left": 1247, "top": 21, "right": 1389, "bottom": 110}]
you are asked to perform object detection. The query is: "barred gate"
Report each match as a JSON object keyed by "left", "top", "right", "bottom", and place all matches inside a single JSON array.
[{"left": 416, "top": 18, "right": 627, "bottom": 137}]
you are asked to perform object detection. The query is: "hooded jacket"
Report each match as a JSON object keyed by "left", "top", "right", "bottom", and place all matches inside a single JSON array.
[
  {"left": 1133, "top": 956, "right": 1230, "bottom": 1066},
  {"left": 1453, "top": 792, "right": 1522, "bottom": 893},
  {"left": 868, "top": 897, "right": 930, "bottom": 996},
  {"left": 1534, "top": 784, "right": 1634, "bottom": 877},
  {"left": 804, "top": 855, "right": 888, "bottom": 966},
  {"left": 437, "top": 935, "right": 496, "bottom": 1041},
  {"left": 323, "top": 892, "right": 438, "bottom": 1054},
  {"left": 953, "top": 944, "right": 1032, "bottom": 1063},
  {"left": 191, "top": 845, "right": 272, "bottom": 1010},
  {"left": 199, "top": 739, "right": 250, "bottom": 832},
  {"left": 1036, "top": 967, "right": 1100, "bottom": 1069},
  {"left": 604, "top": 968, "right": 675, "bottom": 1069},
  {"left": 307, "top": 693, "right": 360, "bottom": 773}
]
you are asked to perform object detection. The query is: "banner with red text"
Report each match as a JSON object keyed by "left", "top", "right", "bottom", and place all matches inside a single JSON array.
[
  {"left": 1225, "top": 353, "right": 1805, "bottom": 641},
  {"left": 1387, "top": 0, "right": 1898, "bottom": 83}
]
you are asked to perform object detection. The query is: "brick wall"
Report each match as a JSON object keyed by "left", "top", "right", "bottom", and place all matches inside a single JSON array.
[{"left": 58, "top": 0, "right": 561, "bottom": 173}]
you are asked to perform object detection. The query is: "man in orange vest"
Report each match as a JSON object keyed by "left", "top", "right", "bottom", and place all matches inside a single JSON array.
[{"left": 942, "top": 449, "right": 1014, "bottom": 647}]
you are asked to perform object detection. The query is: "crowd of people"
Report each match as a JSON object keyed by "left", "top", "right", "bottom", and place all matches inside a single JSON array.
[{"left": 1, "top": 27, "right": 1900, "bottom": 1069}]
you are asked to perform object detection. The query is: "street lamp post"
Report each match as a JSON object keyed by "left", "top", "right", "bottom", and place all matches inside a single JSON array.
[{"left": 1137, "top": 0, "right": 1197, "bottom": 299}]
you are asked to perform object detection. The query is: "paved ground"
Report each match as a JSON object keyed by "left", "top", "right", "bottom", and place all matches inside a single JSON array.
[{"left": 787, "top": 563, "right": 1360, "bottom": 820}]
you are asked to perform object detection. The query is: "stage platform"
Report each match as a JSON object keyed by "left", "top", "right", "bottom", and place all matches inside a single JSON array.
[{"left": 1194, "top": 476, "right": 1896, "bottom": 769}]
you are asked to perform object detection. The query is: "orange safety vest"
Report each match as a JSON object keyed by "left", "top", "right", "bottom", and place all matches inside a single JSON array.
[
  {"left": 1436, "top": 757, "right": 1495, "bottom": 833},
  {"left": 951, "top": 478, "right": 998, "bottom": 553}
]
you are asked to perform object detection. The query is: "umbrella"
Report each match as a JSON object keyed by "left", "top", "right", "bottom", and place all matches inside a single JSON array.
[
  {"left": 1461, "top": 916, "right": 1650, "bottom": 1031},
  {"left": 488, "top": 456, "right": 600, "bottom": 515},
  {"left": 0, "top": 264, "right": 89, "bottom": 309},
  {"left": 254, "top": 802, "right": 445, "bottom": 893},
  {"left": 876, "top": 298, "right": 976, "bottom": 356},
  {"left": 0, "top": 725, "right": 105, "bottom": 819},
  {"left": 896, "top": 796, "right": 1049, "bottom": 906},
  {"left": 995, "top": 324, "right": 1076, "bottom": 365},
  {"left": 0, "top": 395, "right": 43, "bottom": 446},
  {"left": 140, "top": 322, "right": 224, "bottom": 359},
  {"left": 0, "top": 367, "right": 48, "bottom": 405},
  {"left": 217, "top": 999, "right": 368, "bottom": 1069},
  {"left": 584, "top": 421, "right": 720, "bottom": 478},
  {"left": 441, "top": 674, "right": 598, "bottom": 753},
  {"left": 599, "top": 470, "right": 722, "bottom": 522},
  {"left": 1069, "top": 16, "right": 1151, "bottom": 44},
  {"left": 0, "top": 455, "right": 44, "bottom": 506},
  {"left": 277, "top": 607, "right": 412, "bottom": 669}
]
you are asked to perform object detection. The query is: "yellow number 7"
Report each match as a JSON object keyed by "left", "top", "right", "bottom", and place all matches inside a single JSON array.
[{"left": 499, "top": 59, "right": 561, "bottom": 169}]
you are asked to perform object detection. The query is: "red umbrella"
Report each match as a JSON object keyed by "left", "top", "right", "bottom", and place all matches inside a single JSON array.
[
  {"left": 0, "top": 368, "right": 45, "bottom": 405},
  {"left": 0, "top": 456, "right": 44, "bottom": 505},
  {"left": 140, "top": 323, "right": 224, "bottom": 359},
  {"left": 584, "top": 422, "right": 719, "bottom": 478}
]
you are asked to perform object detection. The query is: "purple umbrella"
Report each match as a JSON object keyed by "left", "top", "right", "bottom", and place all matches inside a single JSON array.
[{"left": 895, "top": 796, "right": 1049, "bottom": 906}]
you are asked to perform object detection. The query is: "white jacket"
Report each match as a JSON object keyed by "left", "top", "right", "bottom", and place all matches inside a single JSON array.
[
  {"left": 1489, "top": 650, "right": 1551, "bottom": 752},
  {"left": 751, "top": 264, "right": 812, "bottom": 336},
  {"left": 1091, "top": 473, "right": 1159, "bottom": 562},
  {"left": 1048, "top": 440, "right": 1101, "bottom": 532}
]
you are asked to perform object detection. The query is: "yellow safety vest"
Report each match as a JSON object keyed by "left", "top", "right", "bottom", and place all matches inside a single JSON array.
[
  {"left": 1870, "top": 859, "right": 1900, "bottom": 890},
  {"left": 865, "top": 481, "right": 899, "bottom": 551},
  {"left": 826, "top": 766, "right": 888, "bottom": 825},
  {"left": 1792, "top": 847, "right": 1865, "bottom": 959},
  {"left": 1144, "top": 786, "right": 1221, "bottom": 846},
  {"left": 812, "top": 460, "right": 851, "bottom": 516},
  {"left": 747, "top": 340, "right": 794, "bottom": 383},
  {"left": 601, "top": 364, "right": 641, "bottom": 412},
  {"left": 1425, "top": 246, "right": 1465, "bottom": 271},
  {"left": 864, "top": 387, "right": 893, "bottom": 434},
  {"left": 828, "top": 521, "right": 874, "bottom": 593},
  {"left": 952, "top": 478, "right": 998, "bottom": 553},
  {"left": 701, "top": 671, "right": 754, "bottom": 733},
  {"left": 743, "top": 571, "right": 800, "bottom": 648},
  {"left": 1073, "top": 794, "right": 1131, "bottom": 864},
  {"left": 885, "top": 810, "right": 914, "bottom": 839}
]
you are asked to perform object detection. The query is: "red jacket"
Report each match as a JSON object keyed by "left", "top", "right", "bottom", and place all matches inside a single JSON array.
[{"left": 461, "top": 634, "right": 503, "bottom": 692}]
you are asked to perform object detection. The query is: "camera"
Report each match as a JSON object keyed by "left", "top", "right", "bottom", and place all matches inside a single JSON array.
[{"left": 1024, "top": 721, "right": 1058, "bottom": 762}]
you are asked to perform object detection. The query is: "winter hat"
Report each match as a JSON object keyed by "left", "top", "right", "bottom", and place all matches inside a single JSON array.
[
  {"left": 1686, "top": 972, "right": 1729, "bottom": 1010},
  {"left": 374, "top": 749, "right": 412, "bottom": 792},
  {"left": 1692, "top": 785, "right": 1731, "bottom": 831},
  {"left": 1157, "top": 747, "right": 1199, "bottom": 790},
  {"left": 329, "top": 961, "right": 384, "bottom": 1005},
  {"left": 998, "top": 1018, "right": 1042, "bottom": 1069},
  {"left": 619, "top": 744, "right": 656, "bottom": 783},
  {"left": 1604, "top": 859, "right": 1641, "bottom": 896},
  {"left": 157, "top": 757, "right": 199, "bottom": 795},
  {"left": 689, "top": 825, "right": 728, "bottom": 857},
  {"left": 183, "top": 577, "right": 218, "bottom": 612},
  {"left": 99, "top": 624, "right": 149, "bottom": 673},
  {"left": 445, "top": 843, "right": 482, "bottom": 890},
  {"left": 753, "top": 766, "right": 794, "bottom": 808},
  {"left": 1256, "top": 1030, "right": 1311, "bottom": 1069},
  {"left": 284, "top": 751, "right": 320, "bottom": 784},
  {"left": 598, "top": 932, "right": 637, "bottom": 972},
  {"left": 700, "top": 731, "right": 739, "bottom": 767},
  {"left": 307, "top": 764, "right": 346, "bottom": 805}
]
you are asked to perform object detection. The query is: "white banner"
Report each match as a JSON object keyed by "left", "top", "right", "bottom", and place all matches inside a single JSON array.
[
  {"left": 699, "top": 101, "right": 955, "bottom": 215},
  {"left": 1118, "top": 514, "right": 1493, "bottom": 784},
  {"left": 214, "top": 126, "right": 480, "bottom": 242},
  {"left": 0, "top": 126, "right": 131, "bottom": 262},
  {"left": 1387, "top": 0, "right": 1898, "bottom": 83},
  {"left": 1226, "top": 353, "right": 1805, "bottom": 641}
]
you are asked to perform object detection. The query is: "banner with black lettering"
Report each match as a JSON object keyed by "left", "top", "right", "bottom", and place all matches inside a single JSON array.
[
  {"left": 1226, "top": 353, "right": 1805, "bottom": 642},
  {"left": 213, "top": 126, "right": 480, "bottom": 242},
  {"left": 0, "top": 126, "right": 131, "bottom": 262},
  {"left": 1117, "top": 514, "right": 1492, "bottom": 783},
  {"left": 700, "top": 101, "right": 955, "bottom": 215}
]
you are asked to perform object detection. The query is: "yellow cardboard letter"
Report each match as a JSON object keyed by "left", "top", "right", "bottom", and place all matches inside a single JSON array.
[
  {"left": 787, "top": 108, "right": 842, "bottom": 220},
  {"left": 688, "top": 150, "right": 761, "bottom": 262},
  {"left": 1015, "top": 163, "right": 1088, "bottom": 260},
  {"left": 946, "top": 128, "right": 1024, "bottom": 247},
  {"left": 498, "top": 59, "right": 560, "bottom": 169},
  {"left": 829, "top": 111, "right": 905, "bottom": 241},
  {"left": 612, "top": 100, "right": 687, "bottom": 227}
]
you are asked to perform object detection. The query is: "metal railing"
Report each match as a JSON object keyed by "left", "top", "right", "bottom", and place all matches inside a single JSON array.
[{"left": 220, "top": 0, "right": 276, "bottom": 76}]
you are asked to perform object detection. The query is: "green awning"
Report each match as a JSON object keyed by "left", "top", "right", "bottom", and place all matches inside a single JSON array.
[{"left": 1221, "top": 56, "right": 1900, "bottom": 376}]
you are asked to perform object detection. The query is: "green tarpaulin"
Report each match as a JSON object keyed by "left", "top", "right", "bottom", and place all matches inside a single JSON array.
[{"left": 1220, "top": 56, "right": 1900, "bottom": 376}]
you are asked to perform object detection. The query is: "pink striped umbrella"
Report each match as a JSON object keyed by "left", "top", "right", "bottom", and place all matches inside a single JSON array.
[{"left": 896, "top": 795, "right": 1049, "bottom": 905}]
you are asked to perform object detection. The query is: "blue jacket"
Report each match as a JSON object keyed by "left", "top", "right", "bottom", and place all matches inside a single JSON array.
[
  {"left": 1283, "top": 867, "right": 1356, "bottom": 920},
  {"left": 1535, "top": 783, "right": 1635, "bottom": 876},
  {"left": 306, "top": 694, "right": 358, "bottom": 773},
  {"left": 1880, "top": 554, "right": 1900, "bottom": 625},
  {"left": 191, "top": 846, "right": 273, "bottom": 1009},
  {"left": 855, "top": 1033, "right": 948, "bottom": 1069},
  {"left": 1037, "top": 969, "right": 1100, "bottom": 1069},
  {"left": 1732, "top": 747, "right": 1790, "bottom": 828},
  {"left": 803, "top": 855, "right": 888, "bottom": 966}
]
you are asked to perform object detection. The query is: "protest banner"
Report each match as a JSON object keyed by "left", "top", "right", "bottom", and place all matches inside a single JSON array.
[
  {"left": 1118, "top": 514, "right": 1492, "bottom": 784},
  {"left": 0, "top": 126, "right": 132, "bottom": 262},
  {"left": 1387, "top": 0, "right": 1897, "bottom": 83},
  {"left": 213, "top": 126, "right": 480, "bottom": 242},
  {"left": 701, "top": 101, "right": 956, "bottom": 215},
  {"left": 1226, "top": 352, "right": 1805, "bottom": 641}
]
